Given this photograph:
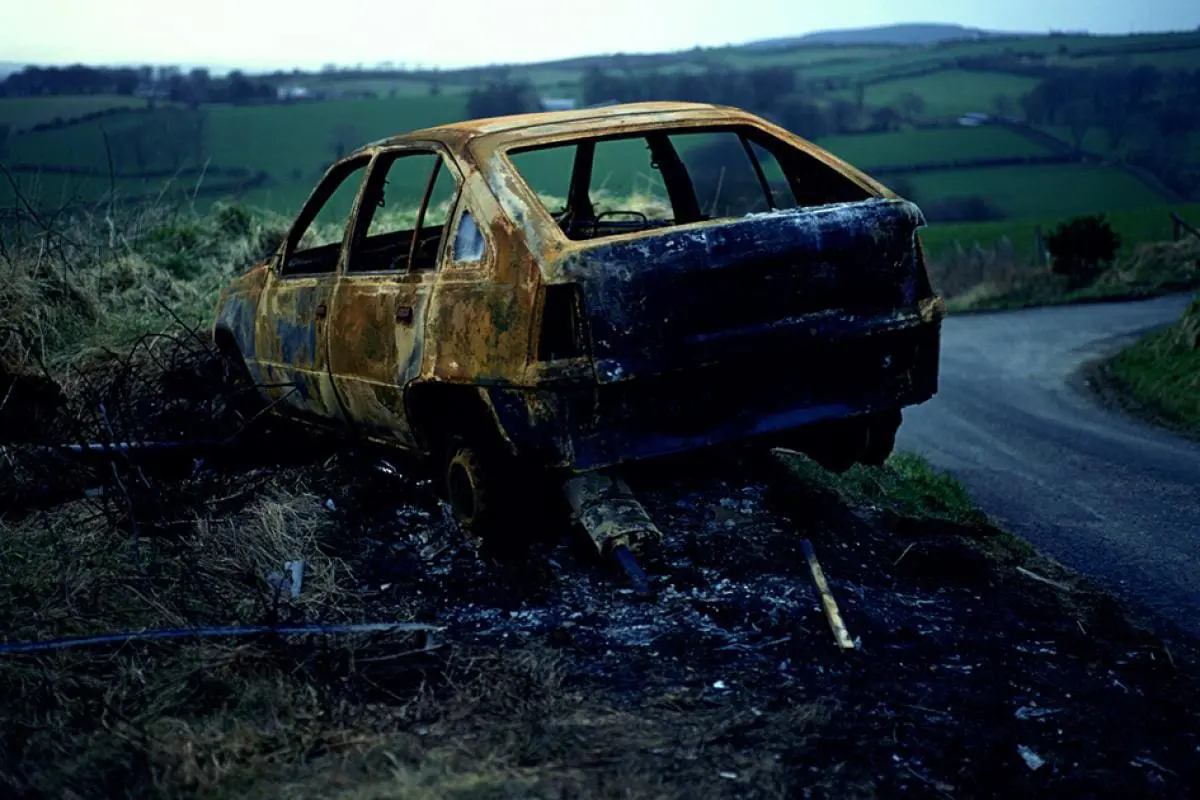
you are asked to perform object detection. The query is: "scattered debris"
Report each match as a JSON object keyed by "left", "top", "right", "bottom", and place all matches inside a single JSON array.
[
  {"left": 1015, "top": 705, "right": 1061, "bottom": 720},
  {"left": 1018, "top": 744, "right": 1047, "bottom": 771}
]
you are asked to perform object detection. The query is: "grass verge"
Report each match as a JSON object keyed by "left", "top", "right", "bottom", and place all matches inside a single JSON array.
[{"left": 1100, "top": 293, "right": 1200, "bottom": 436}]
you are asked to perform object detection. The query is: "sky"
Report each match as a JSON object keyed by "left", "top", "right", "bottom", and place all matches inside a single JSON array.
[{"left": 1, "top": 0, "right": 1197, "bottom": 72}]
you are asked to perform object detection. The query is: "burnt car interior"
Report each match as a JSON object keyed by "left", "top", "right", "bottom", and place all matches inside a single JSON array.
[
  {"left": 347, "top": 151, "right": 457, "bottom": 274},
  {"left": 280, "top": 151, "right": 458, "bottom": 277},
  {"left": 508, "top": 125, "right": 871, "bottom": 241},
  {"left": 280, "top": 156, "right": 369, "bottom": 276}
]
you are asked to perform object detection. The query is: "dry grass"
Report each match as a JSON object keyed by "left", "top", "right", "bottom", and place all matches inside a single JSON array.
[
  {"left": 0, "top": 475, "right": 358, "bottom": 643},
  {"left": 0, "top": 202, "right": 289, "bottom": 371}
]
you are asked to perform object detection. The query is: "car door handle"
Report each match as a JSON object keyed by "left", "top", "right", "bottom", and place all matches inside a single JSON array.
[
  {"left": 396, "top": 305, "right": 414, "bottom": 324},
  {"left": 315, "top": 303, "right": 327, "bottom": 320}
]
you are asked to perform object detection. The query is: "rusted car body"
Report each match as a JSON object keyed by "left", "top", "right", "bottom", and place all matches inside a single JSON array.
[{"left": 213, "top": 101, "right": 944, "bottom": 528}]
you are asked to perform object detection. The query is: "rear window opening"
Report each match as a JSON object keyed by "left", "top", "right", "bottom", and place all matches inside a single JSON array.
[{"left": 506, "top": 125, "right": 871, "bottom": 241}]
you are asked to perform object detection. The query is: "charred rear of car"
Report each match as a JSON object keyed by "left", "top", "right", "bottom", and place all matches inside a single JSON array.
[{"left": 500, "top": 120, "right": 942, "bottom": 475}]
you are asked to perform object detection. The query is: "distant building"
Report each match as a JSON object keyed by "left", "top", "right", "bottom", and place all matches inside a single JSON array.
[
  {"left": 957, "top": 112, "right": 991, "bottom": 127},
  {"left": 133, "top": 85, "right": 170, "bottom": 101},
  {"left": 539, "top": 97, "right": 577, "bottom": 112},
  {"left": 277, "top": 85, "right": 314, "bottom": 101}
]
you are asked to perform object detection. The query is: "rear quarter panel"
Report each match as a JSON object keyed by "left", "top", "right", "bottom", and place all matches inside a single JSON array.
[{"left": 423, "top": 171, "right": 541, "bottom": 385}]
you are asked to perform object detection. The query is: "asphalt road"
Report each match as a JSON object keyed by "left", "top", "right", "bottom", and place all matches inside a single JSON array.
[{"left": 897, "top": 293, "right": 1200, "bottom": 639}]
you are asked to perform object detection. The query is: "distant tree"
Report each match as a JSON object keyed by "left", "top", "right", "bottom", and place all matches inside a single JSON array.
[
  {"left": 1155, "top": 106, "right": 1194, "bottom": 143},
  {"left": 896, "top": 91, "right": 926, "bottom": 124},
  {"left": 746, "top": 66, "right": 796, "bottom": 110},
  {"left": 466, "top": 79, "right": 539, "bottom": 119},
  {"left": 329, "top": 123, "right": 363, "bottom": 160},
  {"left": 870, "top": 106, "right": 902, "bottom": 132},
  {"left": 775, "top": 96, "right": 831, "bottom": 139},
  {"left": 1046, "top": 214, "right": 1120, "bottom": 287},
  {"left": 225, "top": 70, "right": 263, "bottom": 105},
  {"left": 581, "top": 67, "right": 628, "bottom": 105},
  {"left": 1062, "top": 99, "right": 1093, "bottom": 152},
  {"left": 829, "top": 99, "right": 860, "bottom": 133},
  {"left": 991, "top": 93, "right": 1016, "bottom": 119},
  {"left": 1126, "top": 65, "right": 1162, "bottom": 107},
  {"left": 113, "top": 68, "right": 139, "bottom": 96},
  {"left": 853, "top": 82, "right": 866, "bottom": 110},
  {"left": 184, "top": 68, "right": 211, "bottom": 109},
  {"left": 0, "top": 124, "right": 9, "bottom": 159}
]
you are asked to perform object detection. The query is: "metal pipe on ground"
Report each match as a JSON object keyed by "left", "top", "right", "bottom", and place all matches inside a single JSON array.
[{"left": 563, "top": 471, "right": 662, "bottom": 596}]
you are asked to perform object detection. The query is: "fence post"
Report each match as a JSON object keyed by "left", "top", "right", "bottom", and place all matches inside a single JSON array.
[{"left": 1034, "top": 225, "right": 1046, "bottom": 266}]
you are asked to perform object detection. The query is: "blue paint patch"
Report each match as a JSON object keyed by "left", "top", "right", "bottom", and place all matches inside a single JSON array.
[
  {"left": 216, "top": 294, "right": 258, "bottom": 359},
  {"left": 275, "top": 317, "right": 317, "bottom": 365}
]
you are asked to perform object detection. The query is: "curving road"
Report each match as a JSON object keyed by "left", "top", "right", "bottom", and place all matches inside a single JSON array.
[{"left": 897, "top": 293, "right": 1200, "bottom": 639}]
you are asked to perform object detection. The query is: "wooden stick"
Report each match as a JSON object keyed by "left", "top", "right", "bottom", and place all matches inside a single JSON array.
[
  {"left": 801, "top": 539, "right": 855, "bottom": 649},
  {"left": 1016, "top": 566, "right": 1072, "bottom": 592}
]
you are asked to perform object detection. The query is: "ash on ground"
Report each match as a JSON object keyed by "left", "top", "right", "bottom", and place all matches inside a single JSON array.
[{"left": 316, "top": 449, "right": 1200, "bottom": 798}]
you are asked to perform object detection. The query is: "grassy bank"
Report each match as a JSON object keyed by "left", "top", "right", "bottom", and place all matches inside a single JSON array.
[
  {"left": 929, "top": 235, "right": 1200, "bottom": 313},
  {"left": 1104, "top": 293, "right": 1200, "bottom": 436},
  {"left": 0, "top": 203, "right": 289, "bottom": 370}
]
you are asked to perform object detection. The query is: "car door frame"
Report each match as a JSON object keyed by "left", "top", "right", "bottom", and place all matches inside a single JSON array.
[
  {"left": 325, "top": 142, "right": 466, "bottom": 449},
  {"left": 253, "top": 153, "right": 371, "bottom": 424}
]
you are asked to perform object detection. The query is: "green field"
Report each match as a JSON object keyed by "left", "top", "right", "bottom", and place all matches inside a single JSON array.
[
  {"left": 920, "top": 202, "right": 1200, "bottom": 261},
  {"left": 295, "top": 77, "right": 468, "bottom": 97},
  {"left": 0, "top": 169, "right": 263, "bottom": 211},
  {"left": 3, "top": 29, "right": 1199, "bottom": 245},
  {"left": 1037, "top": 124, "right": 1200, "bottom": 166},
  {"left": 1070, "top": 47, "right": 1200, "bottom": 70},
  {"left": 847, "top": 70, "right": 1043, "bottom": 117},
  {"left": 0, "top": 95, "right": 151, "bottom": 132},
  {"left": 5, "top": 94, "right": 470, "bottom": 177},
  {"left": 905, "top": 162, "right": 1166, "bottom": 219},
  {"left": 817, "top": 126, "right": 1050, "bottom": 169}
]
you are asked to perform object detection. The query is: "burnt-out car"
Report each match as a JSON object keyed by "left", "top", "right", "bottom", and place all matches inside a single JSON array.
[{"left": 213, "top": 101, "right": 944, "bottom": 531}]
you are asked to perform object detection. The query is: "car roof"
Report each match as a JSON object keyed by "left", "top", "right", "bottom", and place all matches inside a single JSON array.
[{"left": 360, "top": 101, "right": 750, "bottom": 151}]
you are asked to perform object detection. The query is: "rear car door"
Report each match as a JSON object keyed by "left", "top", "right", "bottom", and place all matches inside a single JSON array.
[
  {"left": 325, "top": 147, "right": 461, "bottom": 447},
  {"left": 253, "top": 156, "right": 369, "bottom": 422}
]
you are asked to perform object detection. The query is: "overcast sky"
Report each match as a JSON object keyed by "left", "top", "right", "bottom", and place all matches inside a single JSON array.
[{"left": 2, "top": 0, "right": 1198, "bottom": 72}]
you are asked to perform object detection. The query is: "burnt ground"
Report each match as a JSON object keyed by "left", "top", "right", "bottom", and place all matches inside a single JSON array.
[
  {"left": 2, "top": 330, "right": 1199, "bottom": 797},
  {"left": 308, "top": 444, "right": 1200, "bottom": 799}
]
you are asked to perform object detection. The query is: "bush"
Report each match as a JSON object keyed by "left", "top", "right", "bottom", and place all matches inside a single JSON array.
[{"left": 1046, "top": 214, "right": 1121, "bottom": 287}]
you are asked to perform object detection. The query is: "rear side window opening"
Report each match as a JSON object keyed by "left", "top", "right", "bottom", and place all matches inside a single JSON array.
[{"left": 506, "top": 125, "right": 870, "bottom": 241}]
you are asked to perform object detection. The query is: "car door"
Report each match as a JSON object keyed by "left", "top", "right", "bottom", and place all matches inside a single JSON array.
[
  {"left": 253, "top": 155, "right": 369, "bottom": 422},
  {"left": 325, "top": 146, "right": 462, "bottom": 447}
]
